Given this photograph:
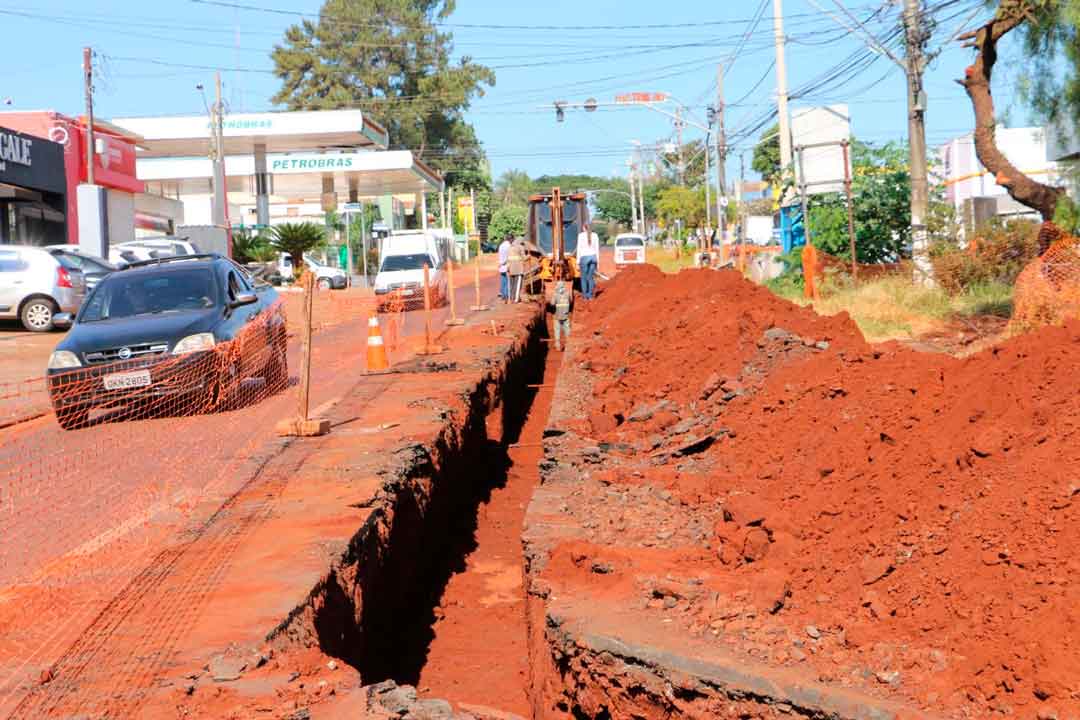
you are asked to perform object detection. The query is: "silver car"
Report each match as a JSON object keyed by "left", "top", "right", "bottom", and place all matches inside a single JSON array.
[{"left": 0, "top": 246, "right": 87, "bottom": 331}]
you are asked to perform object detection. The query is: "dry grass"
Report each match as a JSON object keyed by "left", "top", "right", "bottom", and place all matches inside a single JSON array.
[
  {"left": 649, "top": 248, "right": 700, "bottom": 274},
  {"left": 771, "top": 275, "right": 1014, "bottom": 343}
]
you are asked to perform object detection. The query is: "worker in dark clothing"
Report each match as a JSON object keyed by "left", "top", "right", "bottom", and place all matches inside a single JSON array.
[{"left": 550, "top": 279, "right": 573, "bottom": 351}]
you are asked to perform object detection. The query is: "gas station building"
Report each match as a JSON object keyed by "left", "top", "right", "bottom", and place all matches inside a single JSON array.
[{"left": 111, "top": 109, "right": 443, "bottom": 235}]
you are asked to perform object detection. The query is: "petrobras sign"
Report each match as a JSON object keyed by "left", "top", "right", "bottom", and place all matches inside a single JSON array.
[
  {"left": 270, "top": 154, "right": 357, "bottom": 173},
  {"left": 209, "top": 118, "right": 273, "bottom": 132},
  {"left": 0, "top": 129, "right": 33, "bottom": 170}
]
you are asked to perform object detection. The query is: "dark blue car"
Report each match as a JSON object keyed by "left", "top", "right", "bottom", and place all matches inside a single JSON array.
[{"left": 46, "top": 254, "right": 287, "bottom": 430}]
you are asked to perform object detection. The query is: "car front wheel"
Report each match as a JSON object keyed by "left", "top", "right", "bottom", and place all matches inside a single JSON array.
[
  {"left": 317, "top": 277, "right": 332, "bottom": 291},
  {"left": 21, "top": 298, "right": 58, "bottom": 332}
]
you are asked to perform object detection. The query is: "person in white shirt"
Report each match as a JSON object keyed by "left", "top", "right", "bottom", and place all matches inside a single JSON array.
[
  {"left": 576, "top": 223, "right": 600, "bottom": 300},
  {"left": 497, "top": 235, "right": 512, "bottom": 301}
]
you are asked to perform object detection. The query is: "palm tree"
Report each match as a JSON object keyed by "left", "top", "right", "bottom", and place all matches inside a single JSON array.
[
  {"left": 231, "top": 228, "right": 277, "bottom": 264},
  {"left": 495, "top": 169, "right": 533, "bottom": 207},
  {"left": 269, "top": 223, "right": 325, "bottom": 278}
]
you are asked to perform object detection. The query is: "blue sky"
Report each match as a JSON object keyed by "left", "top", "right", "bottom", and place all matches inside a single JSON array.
[{"left": 0, "top": 0, "right": 1032, "bottom": 183}]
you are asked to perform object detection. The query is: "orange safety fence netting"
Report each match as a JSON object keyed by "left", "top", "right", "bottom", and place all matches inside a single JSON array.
[
  {"left": 0, "top": 284, "right": 411, "bottom": 718},
  {"left": 1010, "top": 223, "right": 1080, "bottom": 334},
  {"left": 801, "top": 243, "right": 906, "bottom": 300}
]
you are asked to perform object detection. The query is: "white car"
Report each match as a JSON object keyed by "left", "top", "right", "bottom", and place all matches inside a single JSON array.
[
  {"left": 0, "top": 246, "right": 87, "bottom": 331},
  {"left": 614, "top": 233, "right": 647, "bottom": 266},
  {"left": 374, "top": 251, "right": 448, "bottom": 310},
  {"left": 278, "top": 255, "right": 348, "bottom": 290},
  {"left": 114, "top": 237, "right": 200, "bottom": 261}
]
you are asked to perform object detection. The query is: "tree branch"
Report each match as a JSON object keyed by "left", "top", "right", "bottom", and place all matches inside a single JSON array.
[{"left": 959, "top": 1, "right": 1064, "bottom": 223}]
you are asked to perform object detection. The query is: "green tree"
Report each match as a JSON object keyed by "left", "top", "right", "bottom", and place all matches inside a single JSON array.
[
  {"left": 270, "top": 223, "right": 326, "bottom": 277},
  {"left": 593, "top": 184, "right": 634, "bottom": 228},
  {"left": 271, "top": 0, "right": 495, "bottom": 183},
  {"left": 231, "top": 228, "right": 277, "bottom": 264},
  {"left": 752, "top": 123, "right": 781, "bottom": 187},
  {"left": 660, "top": 139, "right": 708, "bottom": 187},
  {"left": 807, "top": 141, "right": 910, "bottom": 263},
  {"left": 494, "top": 169, "right": 534, "bottom": 207},
  {"left": 488, "top": 205, "right": 527, "bottom": 241},
  {"left": 655, "top": 185, "right": 707, "bottom": 234}
]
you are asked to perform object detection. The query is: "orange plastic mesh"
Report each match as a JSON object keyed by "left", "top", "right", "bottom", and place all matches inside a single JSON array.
[
  {"left": 0, "top": 290, "right": 386, "bottom": 717},
  {"left": 1010, "top": 223, "right": 1080, "bottom": 333},
  {"left": 801, "top": 244, "right": 905, "bottom": 298}
]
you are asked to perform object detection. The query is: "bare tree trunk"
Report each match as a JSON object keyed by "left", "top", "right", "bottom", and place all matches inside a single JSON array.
[{"left": 959, "top": 1, "right": 1064, "bottom": 222}]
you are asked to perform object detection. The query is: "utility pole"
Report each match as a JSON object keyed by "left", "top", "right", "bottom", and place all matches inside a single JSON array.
[
  {"left": 716, "top": 63, "right": 727, "bottom": 239},
  {"left": 705, "top": 131, "right": 712, "bottom": 230},
  {"left": 638, "top": 169, "right": 646, "bottom": 237},
  {"left": 636, "top": 146, "right": 646, "bottom": 236},
  {"left": 903, "top": 0, "right": 931, "bottom": 282},
  {"left": 739, "top": 152, "right": 747, "bottom": 242},
  {"left": 212, "top": 71, "right": 227, "bottom": 227},
  {"left": 83, "top": 47, "right": 95, "bottom": 185},
  {"left": 628, "top": 159, "right": 639, "bottom": 233},
  {"left": 772, "top": 0, "right": 793, "bottom": 172},
  {"left": 674, "top": 107, "right": 685, "bottom": 185}
]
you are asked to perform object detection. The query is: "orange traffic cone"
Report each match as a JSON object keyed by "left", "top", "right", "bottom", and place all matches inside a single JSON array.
[{"left": 366, "top": 315, "right": 389, "bottom": 373}]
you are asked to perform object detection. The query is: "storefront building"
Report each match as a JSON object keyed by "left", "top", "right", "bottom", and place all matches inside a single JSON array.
[
  {"left": 0, "top": 126, "right": 67, "bottom": 246},
  {"left": 0, "top": 111, "right": 184, "bottom": 247}
]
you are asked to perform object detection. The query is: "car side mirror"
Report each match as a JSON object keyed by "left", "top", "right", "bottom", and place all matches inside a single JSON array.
[
  {"left": 53, "top": 313, "right": 74, "bottom": 330},
  {"left": 231, "top": 292, "right": 257, "bottom": 307}
]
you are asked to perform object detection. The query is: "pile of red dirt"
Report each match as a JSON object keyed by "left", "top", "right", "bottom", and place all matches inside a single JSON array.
[{"left": 567, "top": 264, "right": 1080, "bottom": 717}]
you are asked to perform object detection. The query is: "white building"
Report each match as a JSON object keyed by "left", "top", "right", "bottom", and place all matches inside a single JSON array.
[
  {"left": 939, "top": 127, "right": 1059, "bottom": 224},
  {"left": 1047, "top": 119, "right": 1079, "bottom": 198}
]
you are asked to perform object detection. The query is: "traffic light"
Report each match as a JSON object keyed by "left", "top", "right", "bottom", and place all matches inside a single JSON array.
[
  {"left": 706, "top": 105, "right": 717, "bottom": 126},
  {"left": 555, "top": 101, "right": 566, "bottom": 123}
]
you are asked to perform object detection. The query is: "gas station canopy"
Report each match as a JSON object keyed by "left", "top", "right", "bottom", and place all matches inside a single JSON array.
[
  {"left": 113, "top": 109, "right": 389, "bottom": 157},
  {"left": 135, "top": 149, "right": 444, "bottom": 195}
]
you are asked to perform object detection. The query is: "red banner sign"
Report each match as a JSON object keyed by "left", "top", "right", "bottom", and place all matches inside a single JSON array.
[{"left": 615, "top": 92, "right": 668, "bottom": 104}]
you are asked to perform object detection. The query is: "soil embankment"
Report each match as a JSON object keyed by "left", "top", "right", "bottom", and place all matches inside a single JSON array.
[{"left": 526, "top": 264, "right": 1080, "bottom": 719}]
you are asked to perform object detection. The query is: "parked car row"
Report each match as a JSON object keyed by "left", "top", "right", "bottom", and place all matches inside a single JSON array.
[{"left": 0, "top": 237, "right": 203, "bottom": 331}]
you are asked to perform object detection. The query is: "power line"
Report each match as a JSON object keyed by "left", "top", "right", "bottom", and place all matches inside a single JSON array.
[{"left": 188, "top": 0, "right": 882, "bottom": 32}]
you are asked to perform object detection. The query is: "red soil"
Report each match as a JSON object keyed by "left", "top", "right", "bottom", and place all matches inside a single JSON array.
[
  {"left": 559, "top": 264, "right": 1080, "bottom": 717},
  {"left": 416, "top": 349, "right": 563, "bottom": 716}
]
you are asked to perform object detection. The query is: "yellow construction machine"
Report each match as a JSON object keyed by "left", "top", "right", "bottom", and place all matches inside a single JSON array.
[{"left": 526, "top": 188, "right": 588, "bottom": 284}]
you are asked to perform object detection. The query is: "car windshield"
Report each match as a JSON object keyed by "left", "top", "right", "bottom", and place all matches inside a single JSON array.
[
  {"left": 80, "top": 269, "right": 218, "bottom": 322},
  {"left": 616, "top": 236, "right": 645, "bottom": 247},
  {"left": 380, "top": 254, "right": 434, "bottom": 272}
]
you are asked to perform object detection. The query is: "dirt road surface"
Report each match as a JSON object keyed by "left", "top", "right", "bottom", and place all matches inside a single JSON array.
[{"left": 0, "top": 273, "right": 498, "bottom": 716}]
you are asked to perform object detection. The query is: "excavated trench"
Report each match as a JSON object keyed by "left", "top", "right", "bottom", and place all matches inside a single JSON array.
[{"left": 280, "top": 307, "right": 556, "bottom": 715}]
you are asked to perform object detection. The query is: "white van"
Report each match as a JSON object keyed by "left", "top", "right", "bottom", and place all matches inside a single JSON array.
[
  {"left": 374, "top": 231, "right": 450, "bottom": 309},
  {"left": 614, "top": 233, "right": 647, "bottom": 266}
]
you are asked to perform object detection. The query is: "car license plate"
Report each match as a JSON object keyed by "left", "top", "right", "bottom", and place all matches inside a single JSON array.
[
  {"left": 103, "top": 369, "right": 152, "bottom": 390},
  {"left": 624, "top": 251, "right": 639, "bottom": 261},
  {"left": 402, "top": 289, "right": 415, "bottom": 296}
]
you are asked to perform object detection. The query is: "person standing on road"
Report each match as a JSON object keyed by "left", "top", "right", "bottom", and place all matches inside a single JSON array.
[
  {"left": 550, "top": 278, "right": 573, "bottom": 351},
  {"left": 497, "top": 235, "right": 512, "bottom": 302},
  {"left": 576, "top": 223, "right": 600, "bottom": 300},
  {"left": 508, "top": 237, "right": 526, "bottom": 303}
]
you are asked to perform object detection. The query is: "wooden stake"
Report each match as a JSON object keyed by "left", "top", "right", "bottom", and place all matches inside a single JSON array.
[
  {"left": 471, "top": 247, "right": 490, "bottom": 311},
  {"left": 416, "top": 262, "right": 443, "bottom": 355},
  {"left": 445, "top": 258, "right": 464, "bottom": 326},
  {"left": 276, "top": 272, "right": 329, "bottom": 436}
]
